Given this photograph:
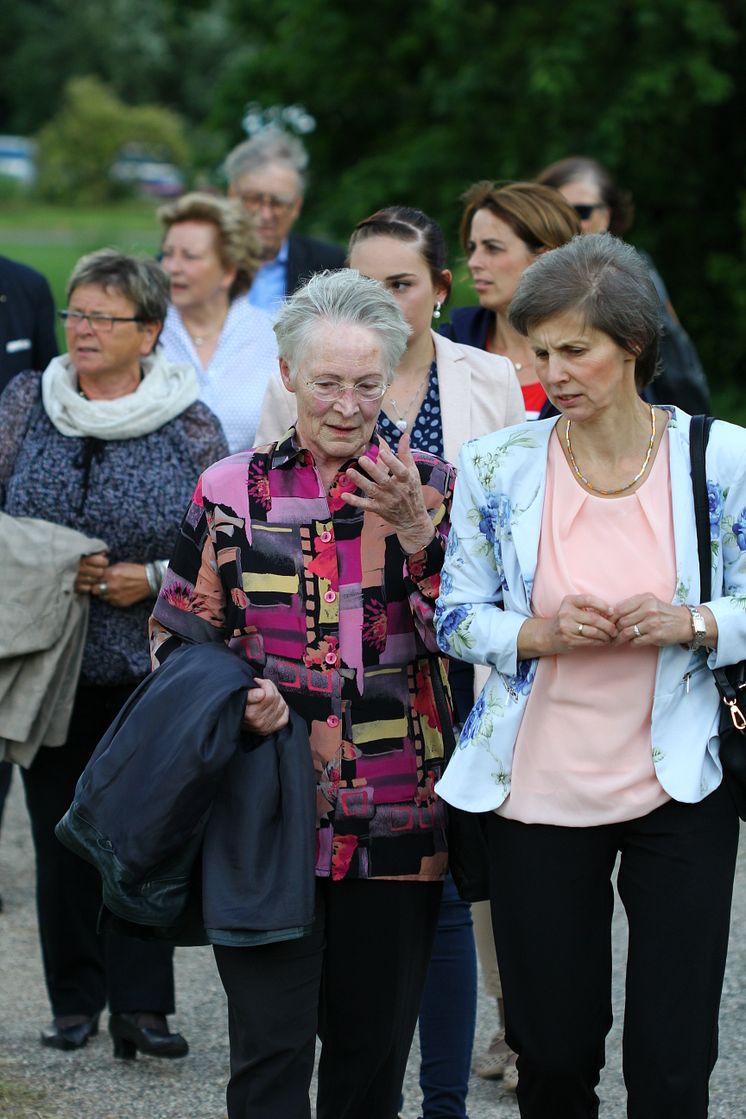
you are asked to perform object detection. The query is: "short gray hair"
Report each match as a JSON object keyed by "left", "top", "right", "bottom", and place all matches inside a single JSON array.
[
  {"left": 224, "top": 129, "right": 308, "bottom": 194},
  {"left": 66, "top": 248, "right": 169, "bottom": 324},
  {"left": 274, "top": 269, "right": 411, "bottom": 379},
  {"left": 508, "top": 234, "right": 661, "bottom": 391}
]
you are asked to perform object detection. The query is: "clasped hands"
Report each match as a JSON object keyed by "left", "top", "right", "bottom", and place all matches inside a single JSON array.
[
  {"left": 544, "top": 592, "right": 696, "bottom": 655},
  {"left": 75, "top": 551, "right": 152, "bottom": 608},
  {"left": 340, "top": 433, "right": 436, "bottom": 554}
]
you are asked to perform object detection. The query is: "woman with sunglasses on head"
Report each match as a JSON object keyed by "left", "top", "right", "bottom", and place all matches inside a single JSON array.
[
  {"left": 0, "top": 249, "right": 227, "bottom": 1060},
  {"left": 439, "top": 182, "right": 580, "bottom": 420},
  {"left": 256, "top": 207, "right": 525, "bottom": 1118},
  {"left": 536, "top": 156, "right": 710, "bottom": 415}
]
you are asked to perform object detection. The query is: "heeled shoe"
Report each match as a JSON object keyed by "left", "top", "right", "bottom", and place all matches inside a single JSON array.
[
  {"left": 41, "top": 1014, "right": 99, "bottom": 1051},
  {"left": 108, "top": 1012, "right": 189, "bottom": 1060}
]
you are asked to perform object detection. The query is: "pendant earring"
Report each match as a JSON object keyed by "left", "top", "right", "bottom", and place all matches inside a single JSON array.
[{"left": 432, "top": 302, "right": 442, "bottom": 320}]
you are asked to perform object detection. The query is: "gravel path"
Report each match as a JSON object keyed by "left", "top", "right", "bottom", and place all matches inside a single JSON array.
[{"left": 1, "top": 773, "right": 744, "bottom": 1118}]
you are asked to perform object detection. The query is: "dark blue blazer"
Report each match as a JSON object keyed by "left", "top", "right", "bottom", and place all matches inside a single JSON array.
[
  {"left": 0, "top": 256, "right": 58, "bottom": 393},
  {"left": 286, "top": 231, "right": 346, "bottom": 295},
  {"left": 56, "top": 642, "right": 316, "bottom": 941}
]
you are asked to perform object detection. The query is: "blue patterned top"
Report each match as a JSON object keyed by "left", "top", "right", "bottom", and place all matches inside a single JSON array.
[
  {"left": 378, "top": 362, "right": 443, "bottom": 458},
  {"left": 0, "top": 371, "right": 228, "bottom": 686}
]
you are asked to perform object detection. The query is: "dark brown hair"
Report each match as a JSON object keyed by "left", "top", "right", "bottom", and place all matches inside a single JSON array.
[
  {"left": 349, "top": 206, "right": 452, "bottom": 300},
  {"left": 459, "top": 181, "right": 580, "bottom": 256},
  {"left": 536, "top": 157, "right": 634, "bottom": 236}
]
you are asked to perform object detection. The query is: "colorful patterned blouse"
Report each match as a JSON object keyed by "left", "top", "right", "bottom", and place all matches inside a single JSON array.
[{"left": 150, "top": 428, "right": 456, "bottom": 882}]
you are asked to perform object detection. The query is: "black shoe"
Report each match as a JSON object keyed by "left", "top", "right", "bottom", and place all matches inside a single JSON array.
[
  {"left": 41, "top": 1015, "right": 99, "bottom": 1051},
  {"left": 108, "top": 1013, "right": 189, "bottom": 1060}
]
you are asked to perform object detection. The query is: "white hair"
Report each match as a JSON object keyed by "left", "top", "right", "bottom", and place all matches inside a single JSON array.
[{"left": 273, "top": 269, "right": 411, "bottom": 380}]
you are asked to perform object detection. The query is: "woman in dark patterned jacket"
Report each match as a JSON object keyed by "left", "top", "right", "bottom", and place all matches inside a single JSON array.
[{"left": 0, "top": 249, "right": 227, "bottom": 1059}]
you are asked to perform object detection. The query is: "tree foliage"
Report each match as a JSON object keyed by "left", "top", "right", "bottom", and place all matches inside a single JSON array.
[
  {"left": 1, "top": 0, "right": 745, "bottom": 384},
  {"left": 214, "top": 0, "right": 746, "bottom": 385},
  {"left": 36, "top": 77, "right": 190, "bottom": 203}
]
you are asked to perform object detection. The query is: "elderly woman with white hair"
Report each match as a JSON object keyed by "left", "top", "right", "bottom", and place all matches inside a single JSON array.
[{"left": 149, "top": 269, "right": 456, "bottom": 1119}]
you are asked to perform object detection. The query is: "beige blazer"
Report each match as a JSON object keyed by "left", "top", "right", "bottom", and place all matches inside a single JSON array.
[{"left": 255, "top": 330, "right": 525, "bottom": 464}]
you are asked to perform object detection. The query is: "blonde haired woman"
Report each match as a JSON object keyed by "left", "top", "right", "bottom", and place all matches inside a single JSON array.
[{"left": 159, "top": 192, "right": 278, "bottom": 452}]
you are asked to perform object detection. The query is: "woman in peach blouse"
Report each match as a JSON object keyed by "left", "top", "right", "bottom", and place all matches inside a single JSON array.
[{"left": 436, "top": 234, "right": 745, "bottom": 1118}]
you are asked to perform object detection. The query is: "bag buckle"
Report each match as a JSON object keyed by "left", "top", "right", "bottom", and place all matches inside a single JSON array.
[{"left": 726, "top": 698, "right": 746, "bottom": 732}]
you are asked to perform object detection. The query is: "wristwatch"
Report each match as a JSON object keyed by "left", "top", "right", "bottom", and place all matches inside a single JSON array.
[{"left": 687, "top": 605, "right": 707, "bottom": 651}]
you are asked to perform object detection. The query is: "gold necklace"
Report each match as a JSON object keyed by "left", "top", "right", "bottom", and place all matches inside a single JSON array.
[{"left": 565, "top": 405, "right": 657, "bottom": 495}]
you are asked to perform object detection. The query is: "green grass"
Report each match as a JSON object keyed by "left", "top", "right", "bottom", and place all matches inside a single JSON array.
[
  {"left": 0, "top": 199, "right": 162, "bottom": 346},
  {"left": 0, "top": 1074, "right": 59, "bottom": 1119},
  {"left": 1, "top": 202, "right": 742, "bottom": 426}
]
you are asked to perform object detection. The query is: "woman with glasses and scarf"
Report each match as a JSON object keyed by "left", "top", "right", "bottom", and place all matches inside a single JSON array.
[
  {"left": 536, "top": 156, "right": 710, "bottom": 415},
  {"left": 0, "top": 249, "right": 227, "bottom": 1059}
]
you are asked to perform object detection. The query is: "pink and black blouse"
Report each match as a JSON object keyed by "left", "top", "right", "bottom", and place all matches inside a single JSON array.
[{"left": 150, "top": 428, "right": 455, "bottom": 883}]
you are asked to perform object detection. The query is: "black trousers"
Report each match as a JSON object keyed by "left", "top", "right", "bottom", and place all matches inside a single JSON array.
[
  {"left": 213, "top": 876, "right": 443, "bottom": 1119},
  {"left": 21, "top": 683, "right": 175, "bottom": 1019},
  {"left": 486, "top": 783, "right": 739, "bottom": 1119}
]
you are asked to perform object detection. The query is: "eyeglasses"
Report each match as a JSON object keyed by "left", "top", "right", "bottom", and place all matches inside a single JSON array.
[
  {"left": 304, "top": 377, "right": 387, "bottom": 402},
  {"left": 572, "top": 203, "right": 608, "bottom": 221},
  {"left": 238, "top": 191, "right": 296, "bottom": 213},
  {"left": 59, "top": 310, "right": 144, "bottom": 333}
]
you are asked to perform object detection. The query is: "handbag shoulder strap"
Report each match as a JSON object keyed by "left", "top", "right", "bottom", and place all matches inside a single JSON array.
[
  {"left": 428, "top": 654, "right": 457, "bottom": 764},
  {"left": 689, "top": 414, "right": 714, "bottom": 603}
]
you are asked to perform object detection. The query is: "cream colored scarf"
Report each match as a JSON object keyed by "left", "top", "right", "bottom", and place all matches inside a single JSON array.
[{"left": 41, "top": 349, "right": 199, "bottom": 440}]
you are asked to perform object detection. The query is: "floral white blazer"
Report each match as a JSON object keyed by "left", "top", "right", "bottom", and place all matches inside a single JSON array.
[{"left": 435, "top": 408, "right": 746, "bottom": 812}]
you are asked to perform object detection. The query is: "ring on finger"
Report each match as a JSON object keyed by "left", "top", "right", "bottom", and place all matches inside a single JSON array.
[
  {"left": 633, "top": 624, "right": 641, "bottom": 638},
  {"left": 577, "top": 622, "right": 584, "bottom": 636},
  {"left": 98, "top": 581, "right": 108, "bottom": 596}
]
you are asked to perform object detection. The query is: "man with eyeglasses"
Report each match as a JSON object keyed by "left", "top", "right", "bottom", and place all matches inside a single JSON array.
[{"left": 225, "top": 130, "right": 345, "bottom": 316}]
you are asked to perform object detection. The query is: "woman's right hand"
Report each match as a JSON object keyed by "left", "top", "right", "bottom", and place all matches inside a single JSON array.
[
  {"left": 74, "top": 551, "right": 109, "bottom": 594},
  {"left": 242, "top": 678, "right": 290, "bottom": 736},
  {"left": 517, "top": 594, "right": 618, "bottom": 658}
]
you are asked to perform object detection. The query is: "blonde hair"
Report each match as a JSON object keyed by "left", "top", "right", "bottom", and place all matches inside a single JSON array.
[{"left": 158, "top": 192, "right": 262, "bottom": 300}]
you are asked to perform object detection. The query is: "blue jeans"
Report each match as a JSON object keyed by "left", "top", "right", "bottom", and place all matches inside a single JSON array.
[{"left": 417, "top": 872, "right": 477, "bottom": 1118}]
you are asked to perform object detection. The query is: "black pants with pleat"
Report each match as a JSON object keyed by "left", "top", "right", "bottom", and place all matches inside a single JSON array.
[
  {"left": 486, "top": 783, "right": 739, "bottom": 1119},
  {"left": 21, "top": 683, "right": 175, "bottom": 1019}
]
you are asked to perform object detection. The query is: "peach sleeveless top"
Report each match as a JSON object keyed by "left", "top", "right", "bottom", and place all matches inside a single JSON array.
[{"left": 498, "top": 429, "right": 674, "bottom": 826}]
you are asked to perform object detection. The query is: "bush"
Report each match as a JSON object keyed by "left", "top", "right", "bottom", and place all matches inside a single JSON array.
[{"left": 36, "top": 76, "right": 190, "bottom": 204}]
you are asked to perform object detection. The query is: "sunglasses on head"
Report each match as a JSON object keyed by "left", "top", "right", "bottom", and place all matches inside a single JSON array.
[{"left": 572, "top": 203, "right": 607, "bottom": 221}]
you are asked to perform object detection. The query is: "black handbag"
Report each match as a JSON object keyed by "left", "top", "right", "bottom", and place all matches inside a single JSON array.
[
  {"left": 690, "top": 414, "right": 746, "bottom": 819},
  {"left": 429, "top": 655, "right": 490, "bottom": 903}
]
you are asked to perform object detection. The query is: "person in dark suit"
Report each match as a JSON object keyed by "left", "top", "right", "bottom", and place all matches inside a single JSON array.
[
  {"left": 225, "top": 129, "right": 345, "bottom": 315},
  {"left": 0, "top": 254, "right": 58, "bottom": 394},
  {"left": 0, "top": 254, "right": 58, "bottom": 911}
]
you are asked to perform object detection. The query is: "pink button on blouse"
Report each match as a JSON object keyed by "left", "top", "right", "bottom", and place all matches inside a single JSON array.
[{"left": 498, "top": 429, "right": 675, "bottom": 826}]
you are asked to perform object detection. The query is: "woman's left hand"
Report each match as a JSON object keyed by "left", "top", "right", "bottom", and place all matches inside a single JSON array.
[
  {"left": 614, "top": 594, "right": 692, "bottom": 648},
  {"left": 89, "top": 562, "right": 152, "bottom": 609},
  {"left": 341, "top": 434, "right": 435, "bottom": 554}
]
